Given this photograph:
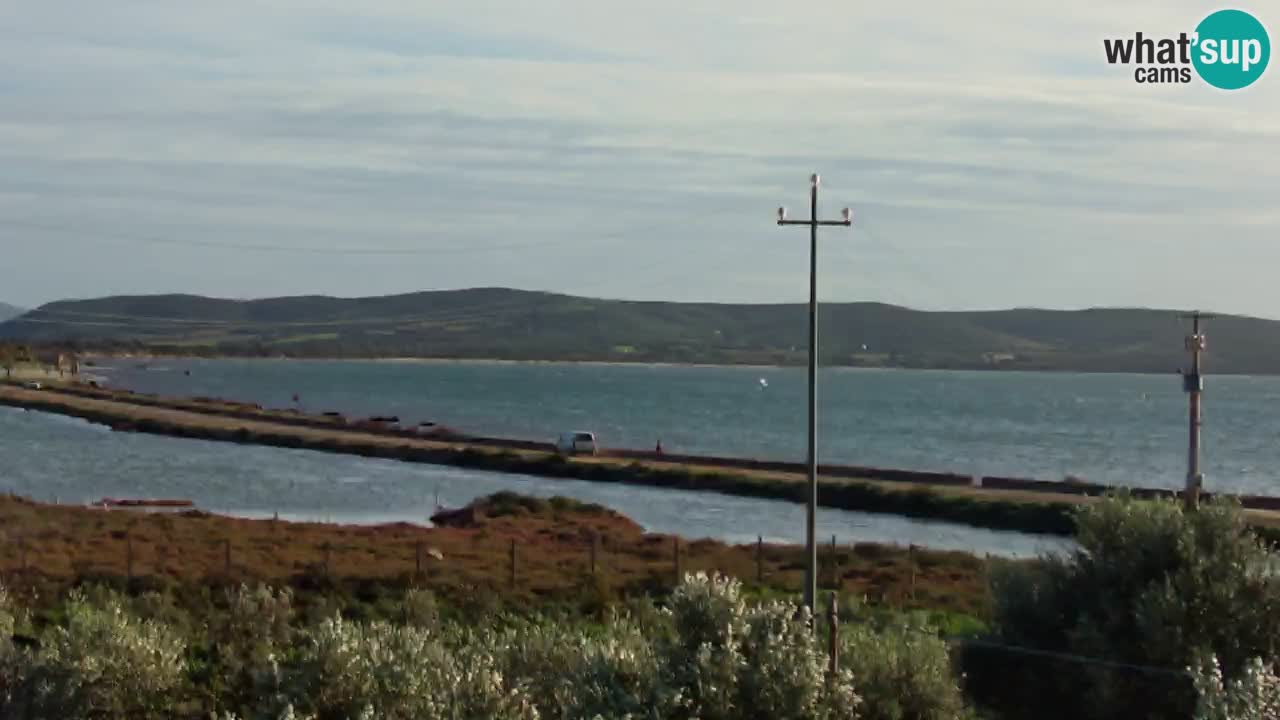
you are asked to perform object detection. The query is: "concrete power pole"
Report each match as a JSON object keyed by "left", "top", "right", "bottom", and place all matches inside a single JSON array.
[
  {"left": 1181, "top": 311, "right": 1213, "bottom": 509},
  {"left": 776, "top": 174, "right": 852, "bottom": 614}
]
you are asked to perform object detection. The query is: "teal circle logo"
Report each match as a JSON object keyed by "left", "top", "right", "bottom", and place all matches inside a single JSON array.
[{"left": 1192, "top": 9, "right": 1270, "bottom": 89}]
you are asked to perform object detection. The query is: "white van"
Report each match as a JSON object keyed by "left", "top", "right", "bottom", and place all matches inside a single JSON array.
[{"left": 556, "top": 431, "right": 598, "bottom": 456}]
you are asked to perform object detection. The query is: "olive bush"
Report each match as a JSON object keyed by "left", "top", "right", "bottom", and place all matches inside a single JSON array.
[
  {"left": 841, "top": 621, "right": 968, "bottom": 720},
  {"left": 982, "top": 495, "right": 1280, "bottom": 720},
  {"left": 397, "top": 588, "right": 439, "bottom": 628},
  {"left": 664, "top": 572, "right": 861, "bottom": 720},
  {"left": 485, "top": 615, "right": 675, "bottom": 719},
  {"left": 0, "top": 574, "right": 975, "bottom": 720},
  {"left": 7, "top": 591, "right": 187, "bottom": 720},
  {"left": 265, "top": 615, "right": 537, "bottom": 720},
  {"left": 205, "top": 584, "right": 298, "bottom": 716},
  {"left": 1192, "top": 655, "right": 1280, "bottom": 720},
  {"left": 0, "top": 586, "right": 20, "bottom": 707}
]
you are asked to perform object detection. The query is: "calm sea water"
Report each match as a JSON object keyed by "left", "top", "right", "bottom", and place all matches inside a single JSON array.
[
  {"left": 0, "top": 406, "right": 1065, "bottom": 557},
  {"left": 94, "top": 359, "right": 1280, "bottom": 495}
]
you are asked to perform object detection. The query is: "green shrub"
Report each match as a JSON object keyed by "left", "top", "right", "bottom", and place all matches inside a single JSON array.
[
  {"left": 663, "top": 572, "right": 861, "bottom": 720},
  {"left": 0, "top": 586, "right": 20, "bottom": 708},
  {"left": 1193, "top": 655, "right": 1280, "bottom": 720},
  {"left": 269, "top": 615, "right": 537, "bottom": 720},
  {"left": 979, "top": 495, "right": 1280, "bottom": 720},
  {"left": 398, "top": 588, "right": 439, "bottom": 628},
  {"left": 203, "top": 585, "right": 297, "bottom": 715},
  {"left": 8, "top": 591, "right": 188, "bottom": 719},
  {"left": 0, "top": 575, "right": 979, "bottom": 720},
  {"left": 841, "top": 622, "right": 969, "bottom": 720}
]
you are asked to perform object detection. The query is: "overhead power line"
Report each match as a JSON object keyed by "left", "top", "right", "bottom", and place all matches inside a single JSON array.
[
  {"left": 2, "top": 200, "right": 754, "bottom": 258},
  {"left": 4, "top": 218, "right": 635, "bottom": 256}
]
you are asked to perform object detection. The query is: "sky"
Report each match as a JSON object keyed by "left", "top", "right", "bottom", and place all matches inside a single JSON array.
[{"left": 0, "top": 1, "right": 1277, "bottom": 315}]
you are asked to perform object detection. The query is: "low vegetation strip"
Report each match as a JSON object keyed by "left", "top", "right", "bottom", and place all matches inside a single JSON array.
[
  {"left": 1, "top": 494, "right": 1278, "bottom": 720},
  {"left": 0, "top": 491, "right": 989, "bottom": 617},
  {"left": 7, "top": 383, "right": 1280, "bottom": 539}
]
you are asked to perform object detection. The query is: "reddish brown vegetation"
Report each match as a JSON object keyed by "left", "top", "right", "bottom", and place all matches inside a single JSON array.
[{"left": 0, "top": 492, "right": 990, "bottom": 616}]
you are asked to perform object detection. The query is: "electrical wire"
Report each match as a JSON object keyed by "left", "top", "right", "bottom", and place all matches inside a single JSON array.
[{"left": 2, "top": 200, "right": 763, "bottom": 329}]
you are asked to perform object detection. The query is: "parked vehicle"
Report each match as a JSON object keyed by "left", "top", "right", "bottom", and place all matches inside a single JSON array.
[
  {"left": 23, "top": 381, "right": 42, "bottom": 390},
  {"left": 556, "top": 431, "right": 598, "bottom": 456}
]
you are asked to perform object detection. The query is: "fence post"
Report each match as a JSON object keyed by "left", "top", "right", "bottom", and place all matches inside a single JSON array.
[
  {"left": 590, "top": 532, "right": 598, "bottom": 577},
  {"left": 830, "top": 534, "right": 838, "bottom": 590},
  {"left": 827, "top": 591, "right": 840, "bottom": 680},
  {"left": 415, "top": 540, "right": 423, "bottom": 578},
  {"left": 673, "top": 537, "right": 681, "bottom": 584},
  {"left": 908, "top": 544, "right": 917, "bottom": 603},
  {"left": 509, "top": 538, "right": 517, "bottom": 590},
  {"left": 756, "top": 535, "right": 764, "bottom": 584}
]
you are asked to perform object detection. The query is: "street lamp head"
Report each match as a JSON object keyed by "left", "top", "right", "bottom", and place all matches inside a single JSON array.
[
  {"left": 842, "top": 207, "right": 853, "bottom": 224},
  {"left": 777, "top": 207, "right": 787, "bottom": 222},
  {"left": 810, "top": 173, "right": 820, "bottom": 187}
]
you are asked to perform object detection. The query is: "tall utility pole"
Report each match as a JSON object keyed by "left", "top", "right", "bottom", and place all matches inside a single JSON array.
[
  {"left": 776, "top": 174, "right": 852, "bottom": 614},
  {"left": 1181, "top": 311, "right": 1214, "bottom": 509}
]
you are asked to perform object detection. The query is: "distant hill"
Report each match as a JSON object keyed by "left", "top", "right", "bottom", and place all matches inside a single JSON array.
[
  {"left": 0, "top": 302, "right": 23, "bottom": 323},
  {"left": 0, "top": 288, "right": 1274, "bottom": 373}
]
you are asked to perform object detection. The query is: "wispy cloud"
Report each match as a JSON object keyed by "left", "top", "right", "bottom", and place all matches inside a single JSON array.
[{"left": 0, "top": 0, "right": 1276, "bottom": 315}]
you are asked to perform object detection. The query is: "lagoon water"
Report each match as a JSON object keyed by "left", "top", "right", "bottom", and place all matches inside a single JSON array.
[
  {"left": 7, "top": 358, "right": 1276, "bottom": 557},
  {"left": 94, "top": 358, "right": 1280, "bottom": 494},
  {"left": 0, "top": 406, "right": 1066, "bottom": 557}
]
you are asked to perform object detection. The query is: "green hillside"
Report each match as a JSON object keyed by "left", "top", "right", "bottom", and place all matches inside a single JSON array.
[
  {"left": 0, "top": 302, "right": 23, "bottom": 323},
  {"left": 0, "top": 288, "right": 1273, "bottom": 373}
]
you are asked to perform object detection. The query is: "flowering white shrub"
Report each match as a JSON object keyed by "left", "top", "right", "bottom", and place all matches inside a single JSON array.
[
  {"left": 737, "top": 599, "right": 860, "bottom": 720},
  {"left": 13, "top": 591, "right": 188, "bottom": 719},
  {"left": 663, "top": 572, "right": 861, "bottom": 720},
  {"left": 664, "top": 572, "right": 750, "bottom": 719},
  {"left": 227, "top": 584, "right": 296, "bottom": 642},
  {"left": 0, "top": 586, "right": 20, "bottom": 708},
  {"left": 270, "top": 614, "right": 538, "bottom": 720},
  {"left": 210, "top": 584, "right": 299, "bottom": 716},
  {"left": 1193, "top": 656, "right": 1280, "bottom": 720},
  {"left": 216, "top": 705, "right": 317, "bottom": 720},
  {"left": 483, "top": 621, "right": 586, "bottom": 714},
  {"left": 487, "top": 614, "right": 676, "bottom": 720},
  {"left": 567, "top": 616, "right": 677, "bottom": 719}
]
